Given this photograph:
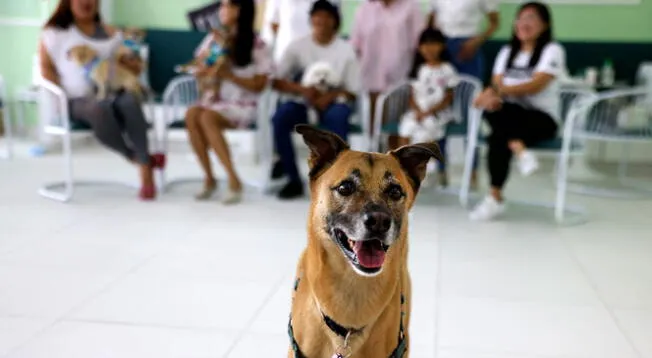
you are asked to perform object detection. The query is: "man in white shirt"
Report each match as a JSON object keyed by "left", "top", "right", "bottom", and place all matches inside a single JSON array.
[
  {"left": 428, "top": 0, "right": 499, "bottom": 80},
  {"left": 261, "top": 0, "right": 340, "bottom": 63},
  {"left": 270, "top": 0, "right": 360, "bottom": 200}
]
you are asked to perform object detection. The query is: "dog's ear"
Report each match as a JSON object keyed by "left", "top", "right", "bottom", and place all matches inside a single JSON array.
[
  {"left": 295, "top": 124, "right": 349, "bottom": 179},
  {"left": 390, "top": 142, "right": 443, "bottom": 192}
]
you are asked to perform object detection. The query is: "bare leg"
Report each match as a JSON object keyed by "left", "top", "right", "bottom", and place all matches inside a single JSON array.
[
  {"left": 198, "top": 110, "right": 242, "bottom": 194},
  {"left": 397, "top": 136, "right": 410, "bottom": 147},
  {"left": 508, "top": 139, "right": 526, "bottom": 156},
  {"left": 185, "top": 106, "right": 217, "bottom": 198}
]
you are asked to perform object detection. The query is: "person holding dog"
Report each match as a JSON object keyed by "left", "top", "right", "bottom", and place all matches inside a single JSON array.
[
  {"left": 470, "top": 2, "right": 565, "bottom": 221},
  {"left": 39, "top": 0, "right": 164, "bottom": 200},
  {"left": 184, "top": 0, "right": 272, "bottom": 204},
  {"left": 270, "top": 0, "right": 360, "bottom": 200},
  {"left": 398, "top": 28, "right": 459, "bottom": 188}
]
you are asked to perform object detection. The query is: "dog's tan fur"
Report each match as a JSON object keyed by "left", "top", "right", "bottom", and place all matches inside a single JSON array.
[
  {"left": 117, "top": 27, "right": 146, "bottom": 60},
  {"left": 289, "top": 125, "right": 442, "bottom": 358},
  {"left": 67, "top": 45, "right": 144, "bottom": 100}
]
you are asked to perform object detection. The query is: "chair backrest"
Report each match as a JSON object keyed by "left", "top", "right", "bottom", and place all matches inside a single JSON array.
[
  {"left": 452, "top": 75, "right": 482, "bottom": 131},
  {"left": 162, "top": 75, "right": 200, "bottom": 123},
  {"left": 379, "top": 75, "right": 482, "bottom": 132},
  {"left": 576, "top": 87, "right": 652, "bottom": 141},
  {"left": 559, "top": 86, "right": 596, "bottom": 124}
]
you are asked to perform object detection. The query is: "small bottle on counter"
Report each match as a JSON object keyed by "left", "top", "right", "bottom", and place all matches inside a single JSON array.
[{"left": 601, "top": 59, "right": 615, "bottom": 87}]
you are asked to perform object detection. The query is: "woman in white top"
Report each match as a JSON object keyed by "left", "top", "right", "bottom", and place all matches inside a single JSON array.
[
  {"left": 39, "top": 0, "right": 164, "bottom": 200},
  {"left": 470, "top": 1, "right": 566, "bottom": 221},
  {"left": 185, "top": 0, "right": 272, "bottom": 204}
]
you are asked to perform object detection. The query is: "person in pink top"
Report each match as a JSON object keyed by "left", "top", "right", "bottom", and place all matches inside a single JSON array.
[{"left": 350, "top": 0, "right": 424, "bottom": 147}]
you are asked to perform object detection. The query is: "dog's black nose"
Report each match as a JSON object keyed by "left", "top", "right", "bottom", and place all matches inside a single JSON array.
[{"left": 363, "top": 211, "right": 392, "bottom": 234}]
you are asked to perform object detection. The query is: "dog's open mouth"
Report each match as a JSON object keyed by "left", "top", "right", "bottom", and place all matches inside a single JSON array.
[{"left": 334, "top": 229, "right": 389, "bottom": 274}]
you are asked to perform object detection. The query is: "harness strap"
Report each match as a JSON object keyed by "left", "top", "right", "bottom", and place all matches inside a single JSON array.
[{"left": 288, "top": 278, "right": 408, "bottom": 358}]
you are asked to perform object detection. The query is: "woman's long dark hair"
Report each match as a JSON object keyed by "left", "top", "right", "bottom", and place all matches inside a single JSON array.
[
  {"left": 44, "top": 0, "right": 102, "bottom": 29},
  {"left": 408, "top": 28, "right": 450, "bottom": 79},
  {"left": 506, "top": 1, "right": 553, "bottom": 69},
  {"left": 228, "top": 0, "right": 255, "bottom": 67}
]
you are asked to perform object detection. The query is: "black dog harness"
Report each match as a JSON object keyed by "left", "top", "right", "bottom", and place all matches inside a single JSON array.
[{"left": 288, "top": 277, "right": 407, "bottom": 358}]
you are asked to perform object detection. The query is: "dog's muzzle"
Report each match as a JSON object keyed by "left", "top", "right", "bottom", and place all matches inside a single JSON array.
[{"left": 331, "top": 206, "right": 395, "bottom": 276}]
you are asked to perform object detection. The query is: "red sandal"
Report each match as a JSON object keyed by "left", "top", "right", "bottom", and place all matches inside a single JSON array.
[
  {"left": 150, "top": 153, "right": 167, "bottom": 169},
  {"left": 139, "top": 184, "right": 156, "bottom": 200}
]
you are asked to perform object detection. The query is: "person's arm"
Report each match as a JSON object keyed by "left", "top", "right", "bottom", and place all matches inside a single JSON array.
[
  {"left": 408, "top": 86, "right": 420, "bottom": 112},
  {"left": 496, "top": 73, "right": 554, "bottom": 97},
  {"left": 496, "top": 44, "right": 565, "bottom": 97},
  {"left": 457, "top": 0, "right": 500, "bottom": 61},
  {"left": 349, "top": 7, "right": 365, "bottom": 57},
  {"left": 425, "top": 89, "right": 454, "bottom": 115},
  {"left": 427, "top": 0, "right": 438, "bottom": 28},
  {"left": 270, "top": 41, "right": 308, "bottom": 96},
  {"left": 38, "top": 39, "right": 59, "bottom": 85},
  {"left": 226, "top": 73, "right": 268, "bottom": 93}
]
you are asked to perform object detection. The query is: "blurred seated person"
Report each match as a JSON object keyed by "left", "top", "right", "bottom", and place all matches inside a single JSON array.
[
  {"left": 262, "top": 0, "right": 340, "bottom": 63},
  {"left": 39, "top": 0, "right": 163, "bottom": 200},
  {"left": 185, "top": 0, "right": 272, "bottom": 204},
  {"left": 470, "top": 2, "right": 564, "bottom": 221},
  {"left": 271, "top": 0, "right": 360, "bottom": 200}
]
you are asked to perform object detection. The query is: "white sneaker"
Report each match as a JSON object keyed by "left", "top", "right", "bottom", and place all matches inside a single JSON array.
[
  {"left": 469, "top": 196, "right": 506, "bottom": 221},
  {"left": 518, "top": 150, "right": 539, "bottom": 176}
]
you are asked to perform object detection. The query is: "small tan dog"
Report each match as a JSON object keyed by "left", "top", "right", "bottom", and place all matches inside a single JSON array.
[
  {"left": 67, "top": 44, "right": 145, "bottom": 100},
  {"left": 288, "top": 125, "right": 442, "bottom": 358},
  {"left": 117, "top": 27, "right": 147, "bottom": 61}
]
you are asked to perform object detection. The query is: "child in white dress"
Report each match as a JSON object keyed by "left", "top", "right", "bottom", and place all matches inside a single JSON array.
[{"left": 399, "top": 28, "right": 459, "bottom": 186}]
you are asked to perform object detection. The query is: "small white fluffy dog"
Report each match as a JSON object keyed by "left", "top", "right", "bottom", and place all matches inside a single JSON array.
[{"left": 301, "top": 61, "right": 340, "bottom": 125}]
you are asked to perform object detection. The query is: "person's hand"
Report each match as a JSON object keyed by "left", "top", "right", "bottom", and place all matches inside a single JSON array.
[
  {"left": 214, "top": 62, "right": 232, "bottom": 79},
  {"left": 473, "top": 87, "right": 497, "bottom": 108},
  {"left": 301, "top": 86, "right": 320, "bottom": 104},
  {"left": 458, "top": 36, "right": 483, "bottom": 62},
  {"left": 313, "top": 92, "right": 335, "bottom": 111}
]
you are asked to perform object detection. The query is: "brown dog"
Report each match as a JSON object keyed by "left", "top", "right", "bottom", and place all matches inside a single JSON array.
[
  {"left": 288, "top": 125, "right": 442, "bottom": 358},
  {"left": 67, "top": 44, "right": 145, "bottom": 100}
]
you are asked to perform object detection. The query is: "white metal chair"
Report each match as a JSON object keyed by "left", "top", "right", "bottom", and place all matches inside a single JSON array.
[
  {"left": 557, "top": 87, "right": 652, "bottom": 206},
  {"left": 371, "top": 75, "right": 484, "bottom": 200},
  {"left": 460, "top": 86, "right": 598, "bottom": 223},
  {"left": 0, "top": 75, "right": 12, "bottom": 159},
  {"left": 157, "top": 75, "right": 276, "bottom": 192},
  {"left": 37, "top": 79, "right": 159, "bottom": 202}
]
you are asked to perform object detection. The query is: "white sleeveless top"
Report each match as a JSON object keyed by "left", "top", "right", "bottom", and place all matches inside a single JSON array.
[{"left": 41, "top": 25, "right": 123, "bottom": 99}]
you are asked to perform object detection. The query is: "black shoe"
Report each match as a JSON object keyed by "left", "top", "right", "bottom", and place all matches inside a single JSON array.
[
  {"left": 270, "top": 160, "right": 285, "bottom": 180},
  {"left": 278, "top": 181, "right": 304, "bottom": 200}
]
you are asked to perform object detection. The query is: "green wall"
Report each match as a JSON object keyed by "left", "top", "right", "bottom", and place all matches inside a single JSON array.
[{"left": 114, "top": 0, "right": 652, "bottom": 42}]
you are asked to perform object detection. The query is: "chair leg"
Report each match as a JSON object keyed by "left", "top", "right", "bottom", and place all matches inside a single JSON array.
[
  {"left": 555, "top": 137, "right": 573, "bottom": 222},
  {"left": 39, "top": 132, "right": 74, "bottom": 202},
  {"left": 1, "top": 105, "right": 12, "bottom": 160}
]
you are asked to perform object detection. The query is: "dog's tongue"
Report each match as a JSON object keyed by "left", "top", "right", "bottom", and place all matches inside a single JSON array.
[{"left": 352, "top": 240, "right": 386, "bottom": 269}]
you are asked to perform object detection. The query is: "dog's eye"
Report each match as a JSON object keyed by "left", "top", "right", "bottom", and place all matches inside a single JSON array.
[
  {"left": 335, "top": 180, "right": 356, "bottom": 197},
  {"left": 386, "top": 185, "right": 404, "bottom": 201}
]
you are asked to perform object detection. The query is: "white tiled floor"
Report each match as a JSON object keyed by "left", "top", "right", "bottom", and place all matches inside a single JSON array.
[{"left": 1, "top": 144, "right": 652, "bottom": 358}]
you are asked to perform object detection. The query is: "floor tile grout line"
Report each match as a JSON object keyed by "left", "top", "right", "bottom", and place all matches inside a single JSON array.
[
  {"left": 59, "top": 317, "right": 239, "bottom": 334},
  {"left": 559, "top": 237, "right": 645, "bottom": 358},
  {"left": 432, "top": 226, "right": 444, "bottom": 358},
  {"left": 3, "top": 252, "right": 159, "bottom": 358},
  {"left": 220, "top": 269, "right": 292, "bottom": 358}
]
